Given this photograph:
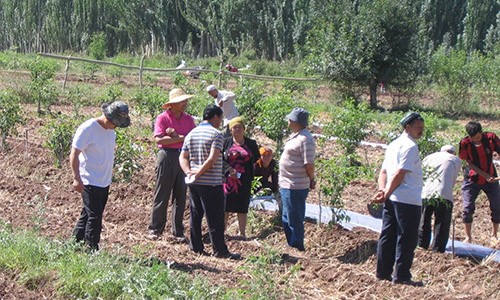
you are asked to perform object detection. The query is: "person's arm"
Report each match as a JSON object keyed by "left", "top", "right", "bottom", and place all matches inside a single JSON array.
[
  {"left": 155, "top": 127, "right": 185, "bottom": 146},
  {"left": 69, "top": 147, "right": 84, "bottom": 193},
  {"left": 305, "top": 163, "right": 316, "bottom": 189},
  {"left": 179, "top": 150, "right": 191, "bottom": 175},
  {"left": 466, "top": 160, "right": 496, "bottom": 182},
  {"left": 193, "top": 147, "right": 221, "bottom": 179},
  {"left": 383, "top": 168, "right": 409, "bottom": 199}
]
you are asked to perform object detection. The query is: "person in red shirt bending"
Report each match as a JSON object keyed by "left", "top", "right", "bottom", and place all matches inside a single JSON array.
[{"left": 458, "top": 121, "right": 500, "bottom": 246}]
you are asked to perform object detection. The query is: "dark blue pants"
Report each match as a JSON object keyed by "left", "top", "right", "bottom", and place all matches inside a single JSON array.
[
  {"left": 462, "top": 179, "right": 500, "bottom": 223},
  {"left": 281, "top": 188, "right": 309, "bottom": 250},
  {"left": 73, "top": 185, "right": 109, "bottom": 250},
  {"left": 188, "top": 184, "right": 229, "bottom": 256},
  {"left": 376, "top": 200, "right": 421, "bottom": 282},
  {"left": 418, "top": 198, "right": 453, "bottom": 253},
  {"left": 149, "top": 149, "right": 187, "bottom": 237}
]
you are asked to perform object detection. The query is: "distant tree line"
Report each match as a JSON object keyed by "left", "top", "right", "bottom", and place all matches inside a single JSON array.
[{"left": 0, "top": 0, "right": 498, "bottom": 60}]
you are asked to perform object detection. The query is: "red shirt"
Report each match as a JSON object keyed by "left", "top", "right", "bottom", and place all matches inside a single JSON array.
[
  {"left": 459, "top": 132, "right": 500, "bottom": 184},
  {"left": 154, "top": 110, "right": 196, "bottom": 149}
]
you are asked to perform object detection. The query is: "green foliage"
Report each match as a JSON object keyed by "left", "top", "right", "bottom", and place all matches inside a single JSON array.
[
  {"left": 0, "top": 90, "right": 23, "bottom": 151},
  {"left": 255, "top": 91, "right": 297, "bottom": 150},
  {"left": 98, "top": 84, "right": 123, "bottom": 104},
  {"left": 235, "top": 246, "right": 297, "bottom": 299},
  {"left": 27, "top": 56, "right": 59, "bottom": 114},
  {"left": 0, "top": 224, "right": 225, "bottom": 299},
  {"left": 430, "top": 47, "right": 475, "bottom": 114},
  {"left": 113, "top": 129, "right": 145, "bottom": 183},
  {"left": 88, "top": 32, "right": 107, "bottom": 60},
  {"left": 41, "top": 115, "right": 78, "bottom": 168},
  {"left": 324, "top": 99, "right": 373, "bottom": 163},
  {"left": 234, "top": 80, "right": 266, "bottom": 130},
  {"left": 132, "top": 86, "right": 167, "bottom": 129},
  {"left": 316, "top": 155, "right": 359, "bottom": 225}
]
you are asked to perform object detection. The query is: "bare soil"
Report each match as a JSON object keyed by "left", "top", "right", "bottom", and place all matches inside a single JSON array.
[{"left": 0, "top": 79, "right": 499, "bottom": 299}]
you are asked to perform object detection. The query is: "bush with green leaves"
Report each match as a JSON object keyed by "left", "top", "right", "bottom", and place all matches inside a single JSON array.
[
  {"left": 41, "top": 115, "right": 78, "bottom": 168},
  {"left": 98, "top": 84, "right": 123, "bottom": 104},
  {"left": 132, "top": 86, "right": 167, "bottom": 130},
  {"left": 429, "top": 46, "right": 480, "bottom": 114},
  {"left": 85, "top": 32, "right": 107, "bottom": 79},
  {"left": 27, "top": 56, "right": 59, "bottom": 114},
  {"left": 234, "top": 80, "right": 266, "bottom": 130},
  {"left": 255, "top": 91, "right": 297, "bottom": 150},
  {"left": 324, "top": 99, "right": 372, "bottom": 165},
  {"left": 316, "top": 154, "right": 361, "bottom": 225},
  {"left": 0, "top": 90, "right": 23, "bottom": 151},
  {"left": 113, "top": 129, "right": 146, "bottom": 182}
]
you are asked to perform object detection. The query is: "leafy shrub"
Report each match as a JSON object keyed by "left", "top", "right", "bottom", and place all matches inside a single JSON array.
[
  {"left": 234, "top": 80, "right": 266, "bottom": 129},
  {"left": 98, "top": 84, "right": 123, "bottom": 104},
  {"left": 113, "top": 129, "right": 145, "bottom": 182},
  {"left": 132, "top": 86, "right": 167, "bottom": 130},
  {"left": 255, "top": 91, "right": 297, "bottom": 150},
  {"left": 41, "top": 115, "right": 78, "bottom": 168},
  {"left": 324, "top": 99, "right": 372, "bottom": 164},
  {"left": 316, "top": 154, "right": 360, "bottom": 225},
  {"left": 0, "top": 90, "right": 23, "bottom": 151},
  {"left": 27, "top": 56, "right": 59, "bottom": 114}
]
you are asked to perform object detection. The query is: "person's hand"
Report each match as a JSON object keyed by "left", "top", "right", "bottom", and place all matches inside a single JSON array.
[
  {"left": 72, "top": 179, "right": 84, "bottom": 193},
  {"left": 309, "top": 178, "right": 316, "bottom": 190},
  {"left": 165, "top": 127, "right": 179, "bottom": 138},
  {"left": 486, "top": 176, "right": 500, "bottom": 183},
  {"left": 229, "top": 168, "right": 238, "bottom": 179},
  {"left": 372, "top": 190, "right": 386, "bottom": 204}
]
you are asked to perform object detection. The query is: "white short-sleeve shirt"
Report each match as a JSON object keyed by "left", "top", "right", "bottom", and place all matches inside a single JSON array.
[
  {"left": 381, "top": 132, "right": 423, "bottom": 206},
  {"left": 72, "top": 118, "right": 116, "bottom": 187},
  {"left": 421, "top": 151, "right": 461, "bottom": 202}
]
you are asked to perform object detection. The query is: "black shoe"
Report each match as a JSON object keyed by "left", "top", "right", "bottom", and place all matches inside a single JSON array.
[
  {"left": 173, "top": 235, "right": 187, "bottom": 243},
  {"left": 215, "top": 252, "right": 242, "bottom": 260},
  {"left": 376, "top": 275, "right": 392, "bottom": 282},
  {"left": 392, "top": 279, "right": 424, "bottom": 287}
]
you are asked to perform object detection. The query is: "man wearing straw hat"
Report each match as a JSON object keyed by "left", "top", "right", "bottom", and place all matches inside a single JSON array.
[{"left": 147, "top": 88, "right": 196, "bottom": 242}]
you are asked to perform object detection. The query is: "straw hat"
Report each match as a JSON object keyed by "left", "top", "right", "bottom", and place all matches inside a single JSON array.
[{"left": 162, "top": 88, "right": 194, "bottom": 109}]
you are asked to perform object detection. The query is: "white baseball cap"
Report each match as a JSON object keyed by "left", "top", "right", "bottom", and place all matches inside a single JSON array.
[
  {"left": 440, "top": 145, "right": 456, "bottom": 153},
  {"left": 206, "top": 85, "right": 217, "bottom": 92}
]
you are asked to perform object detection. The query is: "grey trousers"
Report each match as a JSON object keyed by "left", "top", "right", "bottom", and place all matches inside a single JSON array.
[{"left": 148, "top": 148, "right": 187, "bottom": 237}]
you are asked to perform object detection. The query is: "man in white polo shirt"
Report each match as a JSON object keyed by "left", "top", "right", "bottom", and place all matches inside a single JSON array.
[
  {"left": 206, "top": 85, "right": 238, "bottom": 136},
  {"left": 373, "top": 111, "right": 424, "bottom": 286}
]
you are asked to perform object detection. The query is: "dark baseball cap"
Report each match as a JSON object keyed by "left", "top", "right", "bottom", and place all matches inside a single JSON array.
[{"left": 102, "top": 101, "right": 131, "bottom": 128}]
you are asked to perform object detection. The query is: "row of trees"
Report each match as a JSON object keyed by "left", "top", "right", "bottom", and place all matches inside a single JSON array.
[{"left": 0, "top": 0, "right": 498, "bottom": 60}]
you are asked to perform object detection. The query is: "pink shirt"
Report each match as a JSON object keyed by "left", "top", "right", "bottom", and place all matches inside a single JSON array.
[{"left": 154, "top": 110, "right": 196, "bottom": 149}]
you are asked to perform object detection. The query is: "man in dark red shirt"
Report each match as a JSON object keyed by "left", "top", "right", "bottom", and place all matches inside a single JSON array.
[{"left": 458, "top": 121, "right": 500, "bottom": 246}]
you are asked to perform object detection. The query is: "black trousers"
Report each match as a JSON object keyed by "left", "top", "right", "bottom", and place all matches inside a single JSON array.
[
  {"left": 188, "top": 184, "right": 229, "bottom": 256},
  {"left": 73, "top": 185, "right": 109, "bottom": 250},
  {"left": 418, "top": 198, "right": 453, "bottom": 253},
  {"left": 376, "top": 200, "right": 421, "bottom": 282}
]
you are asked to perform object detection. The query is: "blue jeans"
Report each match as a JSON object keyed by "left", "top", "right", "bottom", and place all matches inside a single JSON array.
[
  {"left": 280, "top": 188, "right": 309, "bottom": 250},
  {"left": 377, "top": 200, "right": 421, "bottom": 282}
]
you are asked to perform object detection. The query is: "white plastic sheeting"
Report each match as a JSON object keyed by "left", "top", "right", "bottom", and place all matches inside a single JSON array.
[{"left": 250, "top": 197, "right": 500, "bottom": 263}]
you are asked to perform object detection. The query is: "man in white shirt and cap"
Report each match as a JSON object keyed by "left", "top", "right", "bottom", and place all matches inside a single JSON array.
[
  {"left": 418, "top": 145, "right": 461, "bottom": 253},
  {"left": 206, "top": 85, "right": 239, "bottom": 136}
]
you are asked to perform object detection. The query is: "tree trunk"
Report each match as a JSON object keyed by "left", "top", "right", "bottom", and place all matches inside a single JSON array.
[{"left": 369, "top": 84, "right": 378, "bottom": 109}]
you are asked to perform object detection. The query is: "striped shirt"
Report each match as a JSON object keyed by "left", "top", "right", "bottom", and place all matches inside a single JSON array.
[
  {"left": 279, "top": 128, "right": 316, "bottom": 190},
  {"left": 459, "top": 132, "right": 500, "bottom": 184},
  {"left": 181, "top": 122, "right": 224, "bottom": 186}
]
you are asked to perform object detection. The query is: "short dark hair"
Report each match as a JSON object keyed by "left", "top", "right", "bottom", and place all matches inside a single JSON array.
[
  {"left": 465, "top": 121, "right": 482, "bottom": 137},
  {"left": 203, "top": 104, "right": 223, "bottom": 121}
]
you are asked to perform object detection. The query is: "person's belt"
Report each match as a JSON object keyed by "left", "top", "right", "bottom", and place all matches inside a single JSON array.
[{"left": 161, "top": 148, "right": 181, "bottom": 152}]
